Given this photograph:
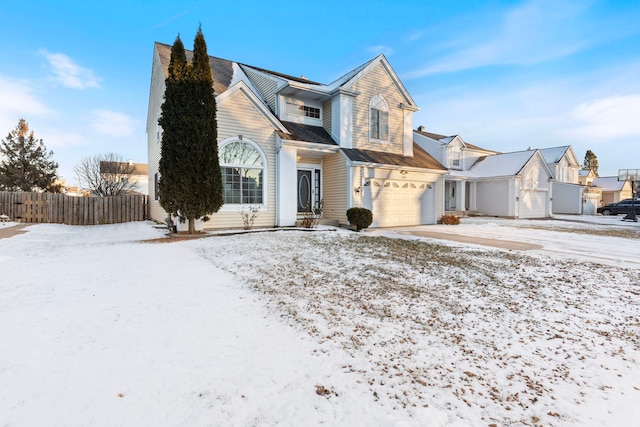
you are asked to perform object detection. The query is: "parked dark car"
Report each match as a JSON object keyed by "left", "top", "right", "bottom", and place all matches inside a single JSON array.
[{"left": 597, "top": 198, "right": 640, "bottom": 215}]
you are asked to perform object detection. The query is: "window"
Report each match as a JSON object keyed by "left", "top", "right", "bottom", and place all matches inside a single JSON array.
[
  {"left": 369, "top": 94, "right": 389, "bottom": 141},
  {"left": 286, "top": 102, "right": 320, "bottom": 119},
  {"left": 452, "top": 150, "right": 461, "bottom": 167},
  {"left": 219, "top": 140, "right": 265, "bottom": 205}
]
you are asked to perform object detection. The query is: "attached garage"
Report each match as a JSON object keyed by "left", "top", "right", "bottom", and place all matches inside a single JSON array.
[
  {"left": 343, "top": 143, "right": 447, "bottom": 228},
  {"left": 518, "top": 190, "right": 548, "bottom": 218},
  {"left": 362, "top": 178, "right": 435, "bottom": 227}
]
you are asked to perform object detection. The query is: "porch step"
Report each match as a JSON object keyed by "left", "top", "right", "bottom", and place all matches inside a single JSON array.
[
  {"left": 294, "top": 218, "right": 339, "bottom": 227},
  {"left": 444, "top": 210, "right": 475, "bottom": 217}
]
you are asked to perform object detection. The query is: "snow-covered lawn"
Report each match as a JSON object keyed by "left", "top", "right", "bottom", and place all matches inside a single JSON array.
[{"left": 1, "top": 219, "right": 639, "bottom": 426}]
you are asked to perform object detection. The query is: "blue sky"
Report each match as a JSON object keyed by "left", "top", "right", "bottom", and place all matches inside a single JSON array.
[{"left": 1, "top": 0, "right": 639, "bottom": 183}]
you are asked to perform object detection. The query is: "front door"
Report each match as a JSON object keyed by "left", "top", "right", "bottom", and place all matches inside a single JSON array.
[
  {"left": 297, "top": 170, "right": 312, "bottom": 212},
  {"left": 446, "top": 182, "right": 456, "bottom": 210},
  {"left": 297, "top": 169, "right": 321, "bottom": 213}
]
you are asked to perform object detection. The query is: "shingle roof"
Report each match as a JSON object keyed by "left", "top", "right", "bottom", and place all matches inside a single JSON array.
[
  {"left": 155, "top": 42, "right": 234, "bottom": 96},
  {"left": 342, "top": 143, "right": 447, "bottom": 170},
  {"left": 414, "top": 128, "right": 498, "bottom": 153},
  {"left": 276, "top": 121, "right": 337, "bottom": 145},
  {"left": 414, "top": 129, "right": 449, "bottom": 140},
  {"left": 240, "top": 64, "right": 322, "bottom": 86}
]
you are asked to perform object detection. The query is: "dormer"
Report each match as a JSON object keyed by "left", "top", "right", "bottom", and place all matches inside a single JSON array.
[
  {"left": 446, "top": 137, "right": 465, "bottom": 170},
  {"left": 280, "top": 97, "right": 323, "bottom": 126}
]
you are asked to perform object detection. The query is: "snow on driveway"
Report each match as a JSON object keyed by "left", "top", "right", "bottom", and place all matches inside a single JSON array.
[{"left": 385, "top": 215, "right": 640, "bottom": 269}]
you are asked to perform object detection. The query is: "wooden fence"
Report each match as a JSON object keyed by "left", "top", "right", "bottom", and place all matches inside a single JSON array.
[{"left": 0, "top": 191, "right": 148, "bottom": 225}]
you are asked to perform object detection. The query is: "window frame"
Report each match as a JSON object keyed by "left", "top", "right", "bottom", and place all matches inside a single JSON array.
[
  {"left": 369, "top": 94, "right": 389, "bottom": 142},
  {"left": 286, "top": 102, "right": 321, "bottom": 119},
  {"left": 218, "top": 137, "right": 268, "bottom": 211}
]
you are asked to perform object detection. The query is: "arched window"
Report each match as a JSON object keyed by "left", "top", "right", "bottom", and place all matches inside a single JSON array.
[
  {"left": 219, "top": 138, "right": 266, "bottom": 205},
  {"left": 369, "top": 94, "right": 389, "bottom": 141}
]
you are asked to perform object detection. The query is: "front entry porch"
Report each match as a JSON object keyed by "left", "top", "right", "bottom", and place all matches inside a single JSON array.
[{"left": 444, "top": 180, "right": 477, "bottom": 215}]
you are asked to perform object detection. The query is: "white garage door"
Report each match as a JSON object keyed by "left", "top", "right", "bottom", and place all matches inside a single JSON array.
[
  {"left": 519, "top": 190, "right": 548, "bottom": 218},
  {"left": 583, "top": 193, "right": 599, "bottom": 215},
  {"left": 362, "top": 179, "right": 434, "bottom": 227}
]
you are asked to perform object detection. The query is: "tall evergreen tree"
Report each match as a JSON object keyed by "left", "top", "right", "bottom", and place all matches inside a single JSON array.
[
  {"left": 0, "top": 119, "right": 61, "bottom": 192},
  {"left": 158, "top": 28, "right": 223, "bottom": 233},
  {"left": 158, "top": 35, "right": 188, "bottom": 218},
  {"left": 583, "top": 150, "right": 599, "bottom": 177}
]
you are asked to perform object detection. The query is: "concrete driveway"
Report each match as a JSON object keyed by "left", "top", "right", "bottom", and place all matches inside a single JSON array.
[{"left": 376, "top": 215, "right": 640, "bottom": 269}]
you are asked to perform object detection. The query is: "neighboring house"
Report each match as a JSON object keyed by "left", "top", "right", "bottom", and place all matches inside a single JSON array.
[
  {"left": 539, "top": 146, "right": 593, "bottom": 215},
  {"left": 147, "top": 43, "right": 447, "bottom": 229},
  {"left": 463, "top": 150, "right": 554, "bottom": 219},
  {"left": 592, "top": 177, "right": 633, "bottom": 204},
  {"left": 539, "top": 146, "right": 580, "bottom": 184},
  {"left": 413, "top": 127, "right": 498, "bottom": 213},
  {"left": 578, "top": 169, "right": 597, "bottom": 186},
  {"left": 414, "top": 129, "right": 554, "bottom": 218},
  {"left": 99, "top": 161, "right": 149, "bottom": 195}
]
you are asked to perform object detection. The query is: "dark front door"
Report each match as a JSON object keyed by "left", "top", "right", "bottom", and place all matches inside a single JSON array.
[{"left": 297, "top": 170, "right": 312, "bottom": 213}]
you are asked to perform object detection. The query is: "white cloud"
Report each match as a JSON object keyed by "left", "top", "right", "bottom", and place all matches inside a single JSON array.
[
  {"left": 561, "top": 94, "right": 640, "bottom": 141},
  {"left": 0, "top": 75, "right": 53, "bottom": 134},
  {"left": 90, "top": 110, "right": 139, "bottom": 137},
  {"left": 40, "top": 50, "right": 100, "bottom": 89},
  {"left": 404, "top": 0, "right": 633, "bottom": 78}
]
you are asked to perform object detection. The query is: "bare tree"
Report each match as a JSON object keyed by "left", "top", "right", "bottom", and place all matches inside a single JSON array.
[{"left": 74, "top": 153, "right": 139, "bottom": 196}]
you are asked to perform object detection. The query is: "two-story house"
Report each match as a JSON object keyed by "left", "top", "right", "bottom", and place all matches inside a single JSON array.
[{"left": 147, "top": 42, "right": 447, "bottom": 229}]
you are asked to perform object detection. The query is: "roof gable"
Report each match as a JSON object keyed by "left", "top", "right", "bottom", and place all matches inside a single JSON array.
[
  {"left": 217, "top": 81, "right": 289, "bottom": 133},
  {"left": 414, "top": 128, "right": 498, "bottom": 153},
  {"left": 539, "top": 146, "right": 579, "bottom": 166},
  {"left": 340, "top": 55, "right": 417, "bottom": 109}
]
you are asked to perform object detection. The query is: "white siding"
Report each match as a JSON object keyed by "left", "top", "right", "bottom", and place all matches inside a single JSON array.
[
  {"left": 350, "top": 63, "right": 406, "bottom": 155},
  {"left": 147, "top": 47, "right": 168, "bottom": 223},
  {"left": 322, "top": 99, "right": 332, "bottom": 134},
  {"left": 552, "top": 182, "right": 583, "bottom": 214},
  {"left": 476, "top": 179, "right": 512, "bottom": 217},
  {"left": 322, "top": 153, "right": 348, "bottom": 224},
  {"left": 211, "top": 89, "right": 278, "bottom": 229}
]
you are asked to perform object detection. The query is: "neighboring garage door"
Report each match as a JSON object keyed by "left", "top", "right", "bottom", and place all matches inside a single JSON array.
[
  {"left": 519, "top": 190, "right": 548, "bottom": 218},
  {"left": 583, "top": 193, "right": 599, "bottom": 215},
  {"left": 362, "top": 179, "right": 434, "bottom": 227}
]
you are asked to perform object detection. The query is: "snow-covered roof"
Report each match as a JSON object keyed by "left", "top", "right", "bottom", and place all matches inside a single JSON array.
[
  {"left": 414, "top": 128, "right": 498, "bottom": 153},
  {"left": 539, "top": 146, "right": 570, "bottom": 164},
  {"left": 468, "top": 150, "right": 539, "bottom": 177},
  {"left": 592, "top": 176, "right": 627, "bottom": 191},
  {"left": 579, "top": 169, "right": 594, "bottom": 177}
]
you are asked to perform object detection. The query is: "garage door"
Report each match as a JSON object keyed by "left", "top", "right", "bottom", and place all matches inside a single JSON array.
[
  {"left": 583, "top": 193, "right": 599, "bottom": 215},
  {"left": 362, "top": 179, "right": 434, "bottom": 227},
  {"left": 519, "top": 190, "right": 548, "bottom": 218}
]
